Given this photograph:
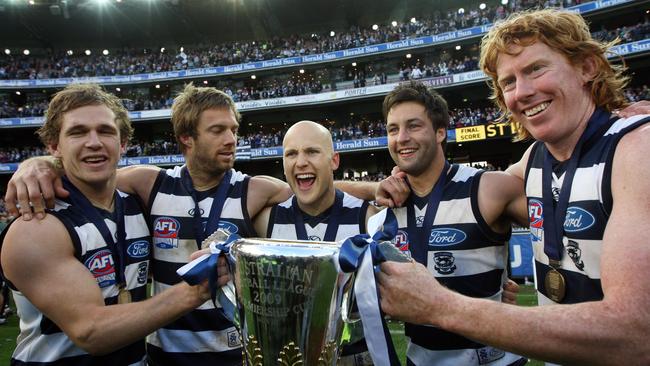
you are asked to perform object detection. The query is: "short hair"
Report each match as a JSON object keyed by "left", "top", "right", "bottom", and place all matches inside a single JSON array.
[
  {"left": 382, "top": 80, "right": 449, "bottom": 131},
  {"left": 37, "top": 83, "right": 132, "bottom": 146},
  {"left": 171, "top": 83, "right": 241, "bottom": 153},
  {"left": 479, "top": 9, "right": 629, "bottom": 140}
]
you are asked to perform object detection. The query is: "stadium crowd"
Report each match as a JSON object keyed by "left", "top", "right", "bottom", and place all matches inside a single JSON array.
[
  {"left": 1, "top": 83, "right": 648, "bottom": 164},
  {"left": 0, "top": 0, "right": 584, "bottom": 80},
  {"left": 2, "top": 18, "right": 648, "bottom": 118}
]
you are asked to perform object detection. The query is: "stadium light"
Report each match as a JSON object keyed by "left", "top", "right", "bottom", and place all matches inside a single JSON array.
[
  {"left": 391, "top": 20, "right": 397, "bottom": 27},
  {"left": 16, "top": 91, "right": 21, "bottom": 95},
  {"left": 251, "top": 75, "right": 256, "bottom": 80},
  {"left": 66, "top": 50, "right": 73, "bottom": 55},
  {"left": 4, "top": 49, "right": 10, "bottom": 55},
  {"left": 479, "top": 3, "right": 486, "bottom": 10},
  {"left": 501, "top": 0, "right": 508, "bottom": 4},
  {"left": 410, "top": 17, "right": 416, "bottom": 24},
  {"left": 372, "top": 24, "right": 378, "bottom": 31},
  {"left": 180, "top": 46, "right": 184, "bottom": 52},
  {"left": 28, "top": 0, "right": 35, "bottom": 5},
  {"left": 330, "top": 31, "right": 335, "bottom": 37},
  {"left": 352, "top": 62, "right": 357, "bottom": 67},
  {"left": 23, "top": 49, "right": 30, "bottom": 55},
  {"left": 203, "top": 80, "right": 208, "bottom": 84},
  {"left": 116, "top": 87, "right": 121, "bottom": 92},
  {"left": 458, "top": 8, "right": 464, "bottom": 14},
  {"left": 85, "top": 49, "right": 91, "bottom": 55},
  {"left": 455, "top": 45, "right": 461, "bottom": 50},
  {"left": 160, "top": 47, "right": 165, "bottom": 53},
  {"left": 155, "top": 84, "right": 160, "bottom": 89},
  {"left": 299, "top": 69, "right": 305, "bottom": 74},
  {"left": 406, "top": 53, "right": 412, "bottom": 59},
  {"left": 102, "top": 49, "right": 109, "bottom": 55}
]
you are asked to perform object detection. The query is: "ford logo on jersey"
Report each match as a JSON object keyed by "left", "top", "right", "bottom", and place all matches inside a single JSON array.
[
  {"left": 564, "top": 207, "right": 595, "bottom": 232},
  {"left": 84, "top": 249, "right": 116, "bottom": 288},
  {"left": 153, "top": 217, "right": 180, "bottom": 238},
  {"left": 428, "top": 228, "right": 466, "bottom": 246},
  {"left": 218, "top": 220, "right": 239, "bottom": 235},
  {"left": 127, "top": 240, "right": 150, "bottom": 258}
]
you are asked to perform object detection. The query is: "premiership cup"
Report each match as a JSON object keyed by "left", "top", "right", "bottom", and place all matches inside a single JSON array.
[{"left": 230, "top": 238, "right": 351, "bottom": 366}]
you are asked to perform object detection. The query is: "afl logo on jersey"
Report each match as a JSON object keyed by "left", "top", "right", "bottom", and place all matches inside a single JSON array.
[
  {"left": 564, "top": 207, "right": 595, "bottom": 232},
  {"left": 528, "top": 199, "right": 544, "bottom": 228},
  {"left": 393, "top": 230, "right": 410, "bottom": 252},
  {"left": 218, "top": 220, "right": 239, "bottom": 235},
  {"left": 84, "top": 249, "right": 116, "bottom": 288},
  {"left": 153, "top": 217, "right": 180, "bottom": 238}
]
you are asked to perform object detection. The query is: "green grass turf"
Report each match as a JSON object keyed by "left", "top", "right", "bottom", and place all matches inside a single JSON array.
[{"left": 0, "top": 286, "right": 544, "bottom": 365}]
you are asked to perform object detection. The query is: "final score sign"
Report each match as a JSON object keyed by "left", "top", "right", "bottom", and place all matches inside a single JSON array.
[{"left": 454, "top": 122, "right": 520, "bottom": 142}]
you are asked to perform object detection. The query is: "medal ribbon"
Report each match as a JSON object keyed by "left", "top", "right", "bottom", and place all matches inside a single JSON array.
[
  {"left": 541, "top": 108, "right": 612, "bottom": 263},
  {"left": 292, "top": 189, "right": 343, "bottom": 241},
  {"left": 405, "top": 162, "right": 450, "bottom": 266},
  {"left": 176, "top": 232, "right": 240, "bottom": 321},
  {"left": 180, "top": 166, "right": 233, "bottom": 249},
  {"left": 62, "top": 176, "right": 127, "bottom": 286},
  {"left": 337, "top": 208, "right": 401, "bottom": 366}
]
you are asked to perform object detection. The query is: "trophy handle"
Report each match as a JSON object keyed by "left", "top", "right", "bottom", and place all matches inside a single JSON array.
[{"left": 341, "top": 273, "right": 360, "bottom": 324}]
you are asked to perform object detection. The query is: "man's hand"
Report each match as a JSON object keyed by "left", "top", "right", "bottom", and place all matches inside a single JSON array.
[
  {"left": 188, "top": 249, "right": 232, "bottom": 288},
  {"left": 375, "top": 168, "right": 409, "bottom": 208},
  {"left": 5, "top": 156, "right": 67, "bottom": 221},
  {"left": 377, "top": 261, "right": 451, "bottom": 326},
  {"left": 614, "top": 100, "right": 650, "bottom": 118},
  {"left": 501, "top": 279, "right": 519, "bottom": 305}
]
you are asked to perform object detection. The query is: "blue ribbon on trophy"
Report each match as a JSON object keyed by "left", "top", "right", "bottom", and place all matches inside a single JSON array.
[
  {"left": 338, "top": 208, "right": 403, "bottom": 366},
  {"left": 176, "top": 231, "right": 240, "bottom": 323}
]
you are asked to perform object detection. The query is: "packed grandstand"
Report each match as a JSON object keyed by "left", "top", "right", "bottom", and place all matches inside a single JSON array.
[{"left": 0, "top": 0, "right": 648, "bottom": 216}]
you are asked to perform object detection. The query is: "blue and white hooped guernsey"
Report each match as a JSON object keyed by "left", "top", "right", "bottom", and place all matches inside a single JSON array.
[
  {"left": 267, "top": 189, "right": 370, "bottom": 361},
  {"left": 3, "top": 191, "right": 150, "bottom": 366},
  {"left": 267, "top": 189, "right": 368, "bottom": 241},
  {"left": 525, "top": 114, "right": 650, "bottom": 305},
  {"left": 146, "top": 166, "right": 253, "bottom": 366},
  {"left": 391, "top": 164, "right": 524, "bottom": 366}
]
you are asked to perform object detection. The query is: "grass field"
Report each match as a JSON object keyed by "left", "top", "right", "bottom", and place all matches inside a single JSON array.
[{"left": 0, "top": 285, "right": 543, "bottom": 364}]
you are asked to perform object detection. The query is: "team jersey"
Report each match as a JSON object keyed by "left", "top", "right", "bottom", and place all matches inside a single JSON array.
[
  {"left": 3, "top": 191, "right": 150, "bottom": 366},
  {"left": 525, "top": 114, "right": 650, "bottom": 305},
  {"left": 146, "top": 166, "right": 254, "bottom": 366},
  {"left": 391, "top": 164, "right": 523, "bottom": 365}
]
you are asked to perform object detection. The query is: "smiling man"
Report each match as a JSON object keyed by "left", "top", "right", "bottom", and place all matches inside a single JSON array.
[
  {"left": 253, "top": 120, "right": 374, "bottom": 365},
  {"left": 377, "top": 9, "right": 650, "bottom": 364},
  {"left": 4, "top": 84, "right": 292, "bottom": 366},
  {"left": 376, "top": 81, "right": 527, "bottom": 366},
  {"left": 0, "top": 84, "right": 212, "bottom": 366}
]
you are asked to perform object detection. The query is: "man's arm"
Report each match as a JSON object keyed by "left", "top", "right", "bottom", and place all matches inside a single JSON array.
[
  {"left": 477, "top": 171, "right": 528, "bottom": 230},
  {"left": 4, "top": 158, "right": 161, "bottom": 220},
  {"left": 333, "top": 181, "right": 379, "bottom": 202},
  {"left": 247, "top": 175, "right": 292, "bottom": 220},
  {"left": 253, "top": 206, "right": 272, "bottom": 238},
  {"left": 115, "top": 165, "right": 161, "bottom": 207},
  {"left": 1, "top": 217, "right": 209, "bottom": 355},
  {"left": 378, "top": 126, "right": 650, "bottom": 365}
]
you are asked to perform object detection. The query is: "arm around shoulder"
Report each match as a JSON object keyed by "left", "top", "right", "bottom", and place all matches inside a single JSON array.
[{"left": 116, "top": 165, "right": 161, "bottom": 206}]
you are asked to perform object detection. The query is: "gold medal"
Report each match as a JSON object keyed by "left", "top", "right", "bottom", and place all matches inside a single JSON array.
[
  {"left": 118, "top": 286, "right": 132, "bottom": 304},
  {"left": 544, "top": 268, "right": 566, "bottom": 302}
]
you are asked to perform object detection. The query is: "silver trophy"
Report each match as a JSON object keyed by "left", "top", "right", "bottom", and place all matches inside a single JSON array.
[{"left": 230, "top": 238, "right": 350, "bottom": 366}]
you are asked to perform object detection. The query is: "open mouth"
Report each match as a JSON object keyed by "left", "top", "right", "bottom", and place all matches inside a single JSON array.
[
  {"left": 295, "top": 173, "right": 316, "bottom": 190},
  {"left": 398, "top": 148, "right": 417, "bottom": 158},
  {"left": 524, "top": 101, "right": 550, "bottom": 117},
  {"left": 82, "top": 156, "right": 108, "bottom": 166}
]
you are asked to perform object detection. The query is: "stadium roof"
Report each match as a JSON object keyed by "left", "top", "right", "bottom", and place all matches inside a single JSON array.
[{"left": 0, "top": 0, "right": 467, "bottom": 49}]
